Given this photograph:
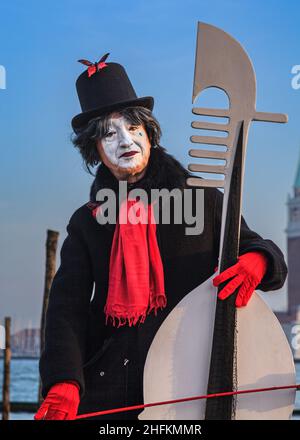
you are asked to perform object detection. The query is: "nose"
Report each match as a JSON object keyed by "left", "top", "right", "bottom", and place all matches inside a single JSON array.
[{"left": 119, "top": 127, "right": 134, "bottom": 148}]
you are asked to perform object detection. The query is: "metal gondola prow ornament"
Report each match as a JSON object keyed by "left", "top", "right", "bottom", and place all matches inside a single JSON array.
[{"left": 139, "top": 22, "right": 296, "bottom": 420}]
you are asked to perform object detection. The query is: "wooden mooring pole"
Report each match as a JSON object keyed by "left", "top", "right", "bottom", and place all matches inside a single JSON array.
[
  {"left": 38, "top": 229, "right": 59, "bottom": 405},
  {"left": 2, "top": 317, "right": 11, "bottom": 420}
]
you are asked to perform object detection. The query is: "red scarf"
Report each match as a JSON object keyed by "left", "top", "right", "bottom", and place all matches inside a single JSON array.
[{"left": 94, "top": 197, "right": 166, "bottom": 327}]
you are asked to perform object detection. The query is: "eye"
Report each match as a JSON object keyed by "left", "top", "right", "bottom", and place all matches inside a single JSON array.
[
  {"left": 104, "top": 131, "right": 116, "bottom": 138},
  {"left": 129, "top": 125, "right": 139, "bottom": 131}
]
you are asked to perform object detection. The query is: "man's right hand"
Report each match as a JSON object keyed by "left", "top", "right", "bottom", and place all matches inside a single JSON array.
[{"left": 34, "top": 381, "right": 80, "bottom": 420}]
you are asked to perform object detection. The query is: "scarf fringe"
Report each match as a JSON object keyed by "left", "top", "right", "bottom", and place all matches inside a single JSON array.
[{"left": 104, "top": 294, "right": 167, "bottom": 328}]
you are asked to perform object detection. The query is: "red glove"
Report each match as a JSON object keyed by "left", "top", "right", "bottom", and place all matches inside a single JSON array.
[
  {"left": 34, "top": 381, "right": 80, "bottom": 420},
  {"left": 212, "top": 251, "right": 268, "bottom": 307}
]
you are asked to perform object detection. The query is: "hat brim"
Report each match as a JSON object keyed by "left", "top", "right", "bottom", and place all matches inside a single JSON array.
[{"left": 71, "top": 96, "right": 154, "bottom": 133}]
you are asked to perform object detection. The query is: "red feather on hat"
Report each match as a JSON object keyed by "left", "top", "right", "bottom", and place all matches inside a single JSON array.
[{"left": 78, "top": 53, "right": 110, "bottom": 77}]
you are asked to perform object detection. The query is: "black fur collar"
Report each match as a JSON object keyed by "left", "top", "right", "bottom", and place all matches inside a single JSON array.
[{"left": 89, "top": 146, "right": 192, "bottom": 202}]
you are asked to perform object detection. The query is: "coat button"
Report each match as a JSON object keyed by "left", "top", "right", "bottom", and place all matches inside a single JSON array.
[
  {"left": 123, "top": 358, "right": 129, "bottom": 366},
  {"left": 99, "top": 371, "right": 105, "bottom": 376}
]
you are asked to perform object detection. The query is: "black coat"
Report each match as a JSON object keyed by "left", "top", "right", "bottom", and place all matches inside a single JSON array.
[{"left": 39, "top": 147, "right": 288, "bottom": 420}]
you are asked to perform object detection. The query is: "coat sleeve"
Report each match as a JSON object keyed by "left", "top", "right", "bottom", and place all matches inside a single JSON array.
[
  {"left": 39, "top": 211, "right": 93, "bottom": 399},
  {"left": 213, "top": 188, "right": 288, "bottom": 292}
]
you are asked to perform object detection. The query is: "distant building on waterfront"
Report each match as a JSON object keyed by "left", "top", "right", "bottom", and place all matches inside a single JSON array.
[
  {"left": 0, "top": 328, "right": 40, "bottom": 358},
  {"left": 276, "top": 151, "right": 300, "bottom": 359}
]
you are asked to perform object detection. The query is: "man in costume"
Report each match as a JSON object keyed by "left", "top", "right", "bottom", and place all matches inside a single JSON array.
[{"left": 34, "top": 56, "right": 287, "bottom": 420}]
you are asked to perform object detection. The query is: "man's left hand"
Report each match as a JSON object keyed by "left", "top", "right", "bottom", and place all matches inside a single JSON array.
[{"left": 212, "top": 251, "right": 268, "bottom": 307}]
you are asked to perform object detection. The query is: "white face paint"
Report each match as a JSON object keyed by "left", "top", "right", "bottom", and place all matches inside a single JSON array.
[{"left": 96, "top": 113, "right": 151, "bottom": 181}]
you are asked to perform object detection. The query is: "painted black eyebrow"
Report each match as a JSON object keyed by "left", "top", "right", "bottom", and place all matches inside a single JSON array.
[{"left": 107, "top": 121, "right": 140, "bottom": 130}]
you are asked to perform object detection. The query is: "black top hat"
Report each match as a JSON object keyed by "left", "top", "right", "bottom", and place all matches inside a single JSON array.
[{"left": 71, "top": 54, "right": 154, "bottom": 133}]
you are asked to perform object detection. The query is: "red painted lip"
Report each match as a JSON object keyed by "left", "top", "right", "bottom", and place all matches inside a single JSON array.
[{"left": 120, "top": 151, "right": 139, "bottom": 158}]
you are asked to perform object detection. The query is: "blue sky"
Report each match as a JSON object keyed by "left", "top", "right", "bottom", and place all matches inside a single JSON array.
[{"left": 0, "top": 0, "right": 299, "bottom": 332}]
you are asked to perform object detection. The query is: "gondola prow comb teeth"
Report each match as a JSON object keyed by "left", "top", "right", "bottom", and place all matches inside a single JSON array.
[{"left": 187, "top": 22, "right": 287, "bottom": 190}]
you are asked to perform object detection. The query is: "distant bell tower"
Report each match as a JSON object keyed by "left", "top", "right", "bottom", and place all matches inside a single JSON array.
[{"left": 286, "top": 151, "right": 300, "bottom": 318}]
